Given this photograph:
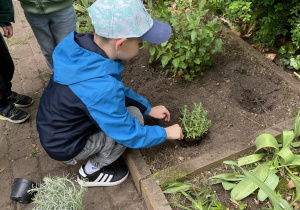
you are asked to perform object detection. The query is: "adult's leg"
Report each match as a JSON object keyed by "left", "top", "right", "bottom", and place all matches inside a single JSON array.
[
  {"left": 48, "top": 6, "right": 76, "bottom": 45},
  {"left": 24, "top": 12, "right": 55, "bottom": 72},
  {"left": 0, "top": 33, "right": 14, "bottom": 108}
]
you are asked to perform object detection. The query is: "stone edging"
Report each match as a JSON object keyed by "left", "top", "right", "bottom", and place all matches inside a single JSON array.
[{"left": 123, "top": 25, "right": 300, "bottom": 210}]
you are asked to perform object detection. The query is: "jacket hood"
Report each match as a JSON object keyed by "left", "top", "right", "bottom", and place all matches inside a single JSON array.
[{"left": 53, "top": 31, "right": 124, "bottom": 85}]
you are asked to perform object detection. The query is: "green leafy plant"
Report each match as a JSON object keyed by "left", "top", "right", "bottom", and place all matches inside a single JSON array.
[
  {"left": 162, "top": 181, "right": 226, "bottom": 209},
  {"left": 225, "top": 0, "right": 252, "bottom": 22},
  {"left": 144, "top": 0, "right": 222, "bottom": 80},
  {"left": 288, "top": 4, "right": 300, "bottom": 48},
  {"left": 73, "top": 0, "right": 95, "bottom": 33},
  {"left": 209, "top": 110, "right": 300, "bottom": 209},
  {"left": 278, "top": 45, "right": 300, "bottom": 71},
  {"left": 180, "top": 103, "right": 211, "bottom": 139},
  {"left": 28, "top": 175, "right": 87, "bottom": 210}
]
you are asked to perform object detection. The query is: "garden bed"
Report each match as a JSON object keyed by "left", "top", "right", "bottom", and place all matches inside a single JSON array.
[{"left": 122, "top": 25, "right": 300, "bottom": 175}]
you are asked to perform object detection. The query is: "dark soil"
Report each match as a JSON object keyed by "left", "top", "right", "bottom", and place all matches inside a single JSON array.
[{"left": 122, "top": 31, "right": 300, "bottom": 174}]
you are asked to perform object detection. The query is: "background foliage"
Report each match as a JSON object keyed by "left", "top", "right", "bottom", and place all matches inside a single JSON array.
[{"left": 208, "top": 0, "right": 300, "bottom": 48}]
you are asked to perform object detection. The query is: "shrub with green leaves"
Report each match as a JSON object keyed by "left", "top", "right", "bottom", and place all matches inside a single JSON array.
[
  {"left": 28, "top": 175, "right": 87, "bottom": 210},
  {"left": 180, "top": 103, "right": 211, "bottom": 139},
  {"left": 145, "top": 0, "right": 222, "bottom": 80}
]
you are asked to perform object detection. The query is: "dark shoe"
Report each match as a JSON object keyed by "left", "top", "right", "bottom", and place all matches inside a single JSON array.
[
  {"left": 77, "top": 164, "right": 129, "bottom": 187},
  {"left": 8, "top": 91, "right": 33, "bottom": 108},
  {"left": 0, "top": 103, "right": 30, "bottom": 123}
]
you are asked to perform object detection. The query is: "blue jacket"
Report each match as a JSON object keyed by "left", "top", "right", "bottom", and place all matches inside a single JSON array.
[{"left": 36, "top": 31, "right": 167, "bottom": 161}]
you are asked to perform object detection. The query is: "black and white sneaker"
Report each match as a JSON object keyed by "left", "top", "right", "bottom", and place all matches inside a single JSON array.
[
  {"left": 77, "top": 164, "right": 129, "bottom": 187},
  {"left": 7, "top": 91, "right": 33, "bottom": 108},
  {"left": 0, "top": 103, "right": 30, "bottom": 123}
]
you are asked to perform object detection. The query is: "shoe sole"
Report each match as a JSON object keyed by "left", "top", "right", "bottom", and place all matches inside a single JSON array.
[
  {"left": 0, "top": 113, "right": 30, "bottom": 124},
  {"left": 77, "top": 172, "right": 129, "bottom": 187},
  {"left": 14, "top": 100, "right": 34, "bottom": 108}
]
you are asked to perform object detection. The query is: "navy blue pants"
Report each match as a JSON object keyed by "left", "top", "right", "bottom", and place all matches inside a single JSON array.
[{"left": 0, "top": 33, "right": 14, "bottom": 108}]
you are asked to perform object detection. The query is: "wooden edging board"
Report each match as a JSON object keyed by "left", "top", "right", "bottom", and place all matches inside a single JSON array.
[{"left": 122, "top": 25, "right": 300, "bottom": 210}]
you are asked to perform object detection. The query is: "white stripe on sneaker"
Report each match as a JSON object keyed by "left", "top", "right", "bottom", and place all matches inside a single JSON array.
[
  {"left": 95, "top": 173, "right": 104, "bottom": 182},
  {"left": 99, "top": 174, "right": 108, "bottom": 183}
]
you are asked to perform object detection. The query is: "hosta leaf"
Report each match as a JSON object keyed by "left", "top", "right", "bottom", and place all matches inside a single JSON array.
[
  {"left": 209, "top": 173, "right": 245, "bottom": 182},
  {"left": 238, "top": 153, "right": 265, "bottom": 166},
  {"left": 222, "top": 181, "right": 236, "bottom": 190},
  {"left": 282, "top": 130, "right": 295, "bottom": 148},
  {"left": 277, "top": 147, "right": 295, "bottom": 165},
  {"left": 255, "top": 133, "right": 279, "bottom": 152},
  {"left": 257, "top": 173, "right": 279, "bottom": 202},
  {"left": 231, "top": 163, "right": 269, "bottom": 201}
]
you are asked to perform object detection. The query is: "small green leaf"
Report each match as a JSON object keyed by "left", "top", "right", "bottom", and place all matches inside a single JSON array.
[
  {"left": 162, "top": 182, "right": 193, "bottom": 194},
  {"left": 212, "top": 21, "right": 221, "bottom": 33},
  {"left": 191, "top": 30, "right": 197, "bottom": 44},
  {"left": 290, "top": 55, "right": 300, "bottom": 70},
  {"left": 278, "top": 46, "right": 287, "bottom": 54},
  {"left": 282, "top": 130, "right": 295, "bottom": 148},
  {"left": 222, "top": 181, "right": 237, "bottom": 190},
  {"left": 172, "top": 58, "right": 180, "bottom": 68},
  {"left": 277, "top": 147, "right": 295, "bottom": 165},
  {"left": 257, "top": 173, "right": 279, "bottom": 202},
  {"left": 255, "top": 133, "right": 279, "bottom": 152},
  {"left": 194, "top": 58, "right": 201, "bottom": 64},
  {"left": 238, "top": 154, "right": 265, "bottom": 166},
  {"left": 209, "top": 173, "right": 245, "bottom": 182},
  {"left": 161, "top": 55, "right": 171, "bottom": 67},
  {"left": 149, "top": 47, "right": 156, "bottom": 56},
  {"left": 291, "top": 141, "right": 300, "bottom": 147}
]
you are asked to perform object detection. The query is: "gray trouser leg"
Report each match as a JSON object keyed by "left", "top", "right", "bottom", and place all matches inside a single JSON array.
[{"left": 63, "top": 106, "right": 144, "bottom": 169}]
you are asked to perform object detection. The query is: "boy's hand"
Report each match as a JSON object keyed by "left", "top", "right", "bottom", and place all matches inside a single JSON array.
[
  {"left": 165, "top": 124, "right": 184, "bottom": 140},
  {"left": 149, "top": 105, "right": 170, "bottom": 121},
  {"left": 1, "top": 25, "right": 13, "bottom": 39}
]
